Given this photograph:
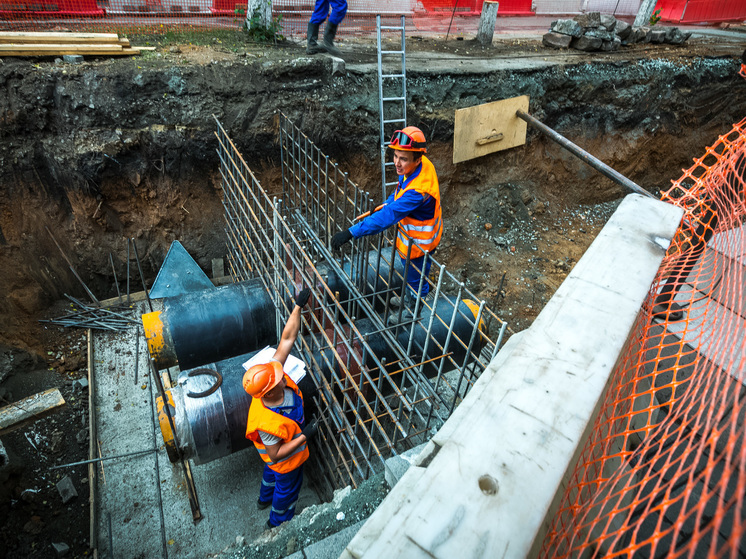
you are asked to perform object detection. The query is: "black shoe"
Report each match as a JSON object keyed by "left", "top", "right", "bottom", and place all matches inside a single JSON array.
[
  {"left": 652, "top": 301, "right": 684, "bottom": 321},
  {"left": 321, "top": 22, "right": 341, "bottom": 57},
  {"left": 257, "top": 499, "right": 271, "bottom": 510},
  {"left": 306, "top": 22, "right": 322, "bottom": 54},
  {"left": 265, "top": 520, "right": 275, "bottom": 530}
]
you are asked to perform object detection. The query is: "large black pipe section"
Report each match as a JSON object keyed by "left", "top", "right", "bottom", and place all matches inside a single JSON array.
[
  {"left": 143, "top": 279, "right": 277, "bottom": 371},
  {"left": 516, "top": 109, "right": 656, "bottom": 200},
  {"left": 144, "top": 253, "right": 405, "bottom": 371}
]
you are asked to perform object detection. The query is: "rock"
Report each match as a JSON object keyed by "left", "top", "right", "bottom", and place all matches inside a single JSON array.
[
  {"left": 602, "top": 37, "right": 622, "bottom": 52},
  {"left": 571, "top": 35, "right": 603, "bottom": 52},
  {"left": 49, "top": 430, "right": 64, "bottom": 453},
  {"left": 615, "top": 20, "right": 632, "bottom": 40},
  {"left": 600, "top": 14, "right": 617, "bottom": 31},
  {"left": 76, "top": 428, "right": 88, "bottom": 445},
  {"left": 52, "top": 542, "right": 70, "bottom": 557},
  {"left": 642, "top": 27, "right": 653, "bottom": 43},
  {"left": 72, "top": 377, "right": 88, "bottom": 392},
  {"left": 550, "top": 19, "right": 583, "bottom": 37},
  {"left": 62, "top": 54, "right": 83, "bottom": 64},
  {"left": 56, "top": 475, "right": 78, "bottom": 504},
  {"left": 169, "top": 46, "right": 181, "bottom": 53},
  {"left": 23, "top": 515, "right": 44, "bottom": 534},
  {"left": 667, "top": 27, "right": 689, "bottom": 44},
  {"left": 574, "top": 12, "right": 601, "bottom": 28},
  {"left": 235, "top": 535, "right": 245, "bottom": 547},
  {"left": 330, "top": 56, "right": 345, "bottom": 76},
  {"left": 650, "top": 29, "right": 667, "bottom": 44},
  {"left": 625, "top": 26, "right": 646, "bottom": 43},
  {"left": 543, "top": 32, "right": 572, "bottom": 49},
  {"left": 286, "top": 536, "right": 297, "bottom": 554},
  {"left": 484, "top": 223, "right": 493, "bottom": 231},
  {"left": 585, "top": 28, "right": 615, "bottom": 42}
]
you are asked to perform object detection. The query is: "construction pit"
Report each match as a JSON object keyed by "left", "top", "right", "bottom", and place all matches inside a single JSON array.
[{"left": 0, "top": 29, "right": 744, "bottom": 559}]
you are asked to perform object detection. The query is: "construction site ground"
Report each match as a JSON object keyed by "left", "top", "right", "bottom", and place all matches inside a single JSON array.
[{"left": 0, "top": 18, "right": 744, "bottom": 558}]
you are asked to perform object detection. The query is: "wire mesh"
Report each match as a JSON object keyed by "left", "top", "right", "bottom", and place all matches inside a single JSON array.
[
  {"left": 540, "top": 117, "right": 746, "bottom": 558},
  {"left": 217, "top": 113, "right": 508, "bottom": 496}
]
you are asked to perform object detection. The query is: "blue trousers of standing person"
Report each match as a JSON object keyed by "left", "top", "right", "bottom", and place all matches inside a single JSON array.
[
  {"left": 259, "top": 464, "right": 304, "bottom": 527},
  {"left": 309, "top": 0, "right": 347, "bottom": 25},
  {"left": 402, "top": 254, "right": 433, "bottom": 299}
]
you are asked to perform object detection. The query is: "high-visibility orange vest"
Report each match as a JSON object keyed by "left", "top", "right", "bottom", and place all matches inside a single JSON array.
[
  {"left": 394, "top": 155, "right": 442, "bottom": 259},
  {"left": 245, "top": 376, "right": 309, "bottom": 474}
]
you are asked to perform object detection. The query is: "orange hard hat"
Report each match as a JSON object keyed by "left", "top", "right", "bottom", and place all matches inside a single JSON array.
[
  {"left": 388, "top": 126, "right": 427, "bottom": 153},
  {"left": 242, "top": 361, "right": 284, "bottom": 398}
]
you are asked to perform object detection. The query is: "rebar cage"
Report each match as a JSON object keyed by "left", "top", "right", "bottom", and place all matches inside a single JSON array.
[{"left": 217, "top": 114, "right": 509, "bottom": 497}]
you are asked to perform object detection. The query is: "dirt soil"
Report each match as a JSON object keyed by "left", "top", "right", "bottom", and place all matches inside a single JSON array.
[{"left": 0, "top": 28, "right": 744, "bottom": 558}]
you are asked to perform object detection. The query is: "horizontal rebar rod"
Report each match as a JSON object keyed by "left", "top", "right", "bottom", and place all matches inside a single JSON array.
[
  {"left": 516, "top": 110, "right": 656, "bottom": 200},
  {"left": 50, "top": 448, "right": 156, "bottom": 470}
]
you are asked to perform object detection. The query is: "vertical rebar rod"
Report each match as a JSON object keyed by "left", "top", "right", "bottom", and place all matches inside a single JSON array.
[
  {"left": 126, "top": 239, "right": 131, "bottom": 304},
  {"left": 130, "top": 238, "right": 152, "bottom": 312},
  {"left": 109, "top": 253, "right": 122, "bottom": 304},
  {"left": 449, "top": 300, "right": 486, "bottom": 415}
]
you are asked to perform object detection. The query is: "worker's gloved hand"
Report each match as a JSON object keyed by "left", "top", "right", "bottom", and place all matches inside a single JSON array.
[
  {"left": 331, "top": 229, "right": 353, "bottom": 251},
  {"left": 295, "top": 287, "right": 311, "bottom": 309},
  {"left": 302, "top": 416, "right": 319, "bottom": 441}
]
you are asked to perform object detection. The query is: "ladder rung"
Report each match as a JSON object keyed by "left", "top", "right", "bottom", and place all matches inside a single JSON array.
[
  {"left": 382, "top": 97, "right": 405, "bottom": 102},
  {"left": 380, "top": 26, "right": 404, "bottom": 30},
  {"left": 382, "top": 119, "right": 406, "bottom": 124},
  {"left": 381, "top": 50, "right": 404, "bottom": 55},
  {"left": 381, "top": 74, "right": 404, "bottom": 79}
]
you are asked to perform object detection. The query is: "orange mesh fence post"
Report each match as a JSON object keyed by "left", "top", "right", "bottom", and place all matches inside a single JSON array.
[{"left": 541, "top": 116, "right": 746, "bottom": 558}]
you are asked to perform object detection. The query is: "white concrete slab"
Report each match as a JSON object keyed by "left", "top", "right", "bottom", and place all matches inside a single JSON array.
[{"left": 341, "top": 195, "right": 683, "bottom": 559}]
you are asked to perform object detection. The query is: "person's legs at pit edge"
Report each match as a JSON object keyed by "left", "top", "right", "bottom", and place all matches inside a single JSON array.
[
  {"left": 309, "top": 0, "right": 331, "bottom": 26},
  {"left": 268, "top": 465, "right": 304, "bottom": 527},
  {"left": 258, "top": 465, "right": 275, "bottom": 507}
]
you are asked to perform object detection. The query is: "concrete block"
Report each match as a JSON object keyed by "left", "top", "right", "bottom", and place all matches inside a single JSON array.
[
  {"left": 550, "top": 19, "right": 583, "bottom": 37},
  {"left": 571, "top": 35, "right": 602, "bottom": 52},
  {"left": 330, "top": 56, "right": 345, "bottom": 76},
  {"left": 72, "top": 378, "right": 88, "bottom": 392},
  {"left": 384, "top": 443, "right": 428, "bottom": 487},
  {"left": 56, "top": 475, "right": 78, "bottom": 504},
  {"left": 62, "top": 55, "right": 83, "bottom": 64},
  {"left": 574, "top": 11, "right": 601, "bottom": 28},
  {"left": 600, "top": 14, "right": 617, "bottom": 31},
  {"left": 585, "top": 28, "right": 615, "bottom": 42},
  {"left": 615, "top": 20, "right": 632, "bottom": 40},
  {"left": 650, "top": 29, "right": 667, "bottom": 44},
  {"left": 304, "top": 520, "right": 365, "bottom": 559},
  {"left": 543, "top": 32, "right": 573, "bottom": 49},
  {"left": 51, "top": 541, "right": 70, "bottom": 556}
]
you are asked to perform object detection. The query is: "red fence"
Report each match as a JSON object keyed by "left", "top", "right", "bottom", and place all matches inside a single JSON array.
[{"left": 656, "top": 0, "right": 746, "bottom": 24}]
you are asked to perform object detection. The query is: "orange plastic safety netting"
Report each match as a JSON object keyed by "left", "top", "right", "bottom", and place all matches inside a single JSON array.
[{"left": 541, "top": 117, "right": 746, "bottom": 558}]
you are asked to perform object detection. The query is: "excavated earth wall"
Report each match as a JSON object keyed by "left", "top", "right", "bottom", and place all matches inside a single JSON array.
[{"left": 0, "top": 48, "right": 743, "bottom": 354}]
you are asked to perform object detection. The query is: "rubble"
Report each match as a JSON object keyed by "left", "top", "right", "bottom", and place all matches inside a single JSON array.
[{"left": 543, "top": 12, "right": 692, "bottom": 52}]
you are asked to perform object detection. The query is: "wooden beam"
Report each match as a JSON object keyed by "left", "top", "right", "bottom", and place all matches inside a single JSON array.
[
  {"left": 0, "top": 43, "right": 123, "bottom": 55},
  {"left": 0, "top": 388, "right": 66, "bottom": 434},
  {"left": 0, "top": 31, "right": 121, "bottom": 44}
]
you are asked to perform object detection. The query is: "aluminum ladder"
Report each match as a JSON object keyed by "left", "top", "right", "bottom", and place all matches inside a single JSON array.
[{"left": 376, "top": 14, "right": 407, "bottom": 200}]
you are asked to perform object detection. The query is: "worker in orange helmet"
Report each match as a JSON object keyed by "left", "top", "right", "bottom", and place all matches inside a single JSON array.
[
  {"left": 243, "top": 287, "right": 318, "bottom": 530},
  {"left": 331, "top": 126, "right": 442, "bottom": 313}
]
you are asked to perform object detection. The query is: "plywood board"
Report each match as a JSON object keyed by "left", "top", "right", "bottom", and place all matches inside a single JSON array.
[
  {"left": 0, "top": 388, "right": 65, "bottom": 434},
  {"left": 453, "top": 95, "right": 529, "bottom": 164},
  {"left": 0, "top": 32, "right": 121, "bottom": 44},
  {"left": 0, "top": 44, "right": 124, "bottom": 55}
]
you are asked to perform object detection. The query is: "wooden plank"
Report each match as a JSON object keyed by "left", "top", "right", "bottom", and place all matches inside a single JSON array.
[
  {"left": 476, "top": 1, "right": 499, "bottom": 45},
  {"left": 453, "top": 95, "right": 529, "bottom": 164},
  {"left": 0, "top": 31, "right": 121, "bottom": 44},
  {"left": 0, "top": 44, "right": 129, "bottom": 56},
  {"left": 0, "top": 388, "right": 65, "bottom": 434}
]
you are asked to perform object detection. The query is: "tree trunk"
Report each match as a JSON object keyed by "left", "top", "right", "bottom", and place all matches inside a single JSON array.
[
  {"left": 476, "top": 1, "right": 499, "bottom": 46},
  {"left": 247, "top": 0, "right": 272, "bottom": 29},
  {"left": 634, "top": 0, "right": 658, "bottom": 27}
]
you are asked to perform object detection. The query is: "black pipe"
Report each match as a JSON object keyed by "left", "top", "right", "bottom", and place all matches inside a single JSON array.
[{"left": 516, "top": 109, "right": 655, "bottom": 200}]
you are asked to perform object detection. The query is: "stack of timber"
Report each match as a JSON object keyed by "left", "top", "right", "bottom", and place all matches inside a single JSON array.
[{"left": 0, "top": 31, "right": 154, "bottom": 57}]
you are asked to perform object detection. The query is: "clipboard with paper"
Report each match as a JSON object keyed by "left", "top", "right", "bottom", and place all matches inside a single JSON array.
[{"left": 242, "top": 346, "right": 306, "bottom": 385}]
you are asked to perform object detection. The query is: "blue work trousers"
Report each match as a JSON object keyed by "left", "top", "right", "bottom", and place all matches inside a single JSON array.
[
  {"left": 402, "top": 254, "right": 432, "bottom": 299},
  {"left": 309, "top": 0, "right": 347, "bottom": 25},
  {"left": 260, "top": 464, "right": 304, "bottom": 527}
]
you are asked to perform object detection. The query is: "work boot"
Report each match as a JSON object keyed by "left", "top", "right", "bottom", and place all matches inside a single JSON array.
[
  {"left": 306, "top": 22, "right": 322, "bottom": 54},
  {"left": 321, "top": 22, "right": 341, "bottom": 57}
]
